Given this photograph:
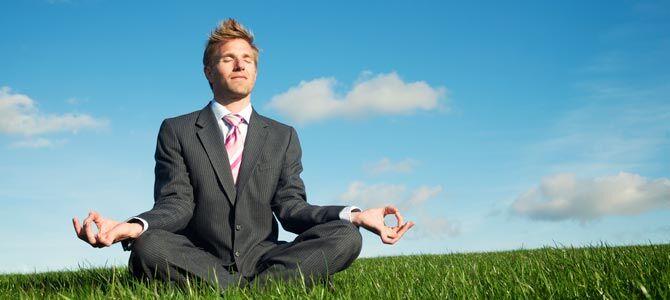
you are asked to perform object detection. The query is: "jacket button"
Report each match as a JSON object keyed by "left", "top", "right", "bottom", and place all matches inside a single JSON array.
[
  {"left": 235, "top": 251, "right": 240, "bottom": 257},
  {"left": 235, "top": 224, "right": 242, "bottom": 231}
]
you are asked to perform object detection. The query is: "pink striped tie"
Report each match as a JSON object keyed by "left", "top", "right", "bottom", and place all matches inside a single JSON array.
[{"left": 223, "top": 114, "right": 245, "bottom": 184}]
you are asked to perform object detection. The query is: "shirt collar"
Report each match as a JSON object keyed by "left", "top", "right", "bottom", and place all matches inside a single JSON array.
[{"left": 210, "top": 100, "right": 253, "bottom": 123}]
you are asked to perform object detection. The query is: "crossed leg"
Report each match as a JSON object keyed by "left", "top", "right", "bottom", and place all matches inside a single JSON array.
[
  {"left": 252, "top": 220, "right": 363, "bottom": 286},
  {"left": 128, "top": 220, "right": 362, "bottom": 289},
  {"left": 128, "top": 229, "right": 246, "bottom": 289}
]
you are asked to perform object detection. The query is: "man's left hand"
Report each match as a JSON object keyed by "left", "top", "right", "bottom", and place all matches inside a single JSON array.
[{"left": 350, "top": 206, "right": 414, "bottom": 245}]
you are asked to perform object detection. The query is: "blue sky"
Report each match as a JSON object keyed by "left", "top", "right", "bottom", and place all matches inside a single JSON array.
[{"left": 1, "top": 0, "right": 669, "bottom": 273}]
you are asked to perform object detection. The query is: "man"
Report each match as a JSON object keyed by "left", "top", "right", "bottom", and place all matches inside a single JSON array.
[{"left": 73, "top": 19, "right": 414, "bottom": 289}]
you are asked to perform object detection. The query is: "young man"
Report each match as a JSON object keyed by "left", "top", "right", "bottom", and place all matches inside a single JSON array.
[{"left": 73, "top": 19, "right": 413, "bottom": 288}]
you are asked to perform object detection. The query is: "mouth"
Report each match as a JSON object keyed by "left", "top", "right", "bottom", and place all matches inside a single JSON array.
[{"left": 231, "top": 76, "right": 247, "bottom": 80}]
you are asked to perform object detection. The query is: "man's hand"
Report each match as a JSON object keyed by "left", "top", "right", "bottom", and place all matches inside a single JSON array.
[
  {"left": 72, "top": 211, "right": 143, "bottom": 248},
  {"left": 350, "top": 205, "right": 414, "bottom": 245}
]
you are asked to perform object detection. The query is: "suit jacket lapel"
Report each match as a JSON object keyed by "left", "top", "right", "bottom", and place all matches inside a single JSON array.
[
  {"left": 195, "top": 104, "right": 237, "bottom": 205},
  {"left": 236, "top": 109, "right": 268, "bottom": 195}
]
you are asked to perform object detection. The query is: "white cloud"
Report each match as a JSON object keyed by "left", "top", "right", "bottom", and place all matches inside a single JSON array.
[
  {"left": 364, "top": 158, "right": 417, "bottom": 175},
  {"left": 340, "top": 182, "right": 406, "bottom": 209},
  {"left": 339, "top": 181, "right": 457, "bottom": 237},
  {"left": 0, "top": 86, "right": 108, "bottom": 136},
  {"left": 267, "top": 72, "right": 446, "bottom": 124},
  {"left": 410, "top": 212, "right": 460, "bottom": 238},
  {"left": 10, "top": 138, "right": 61, "bottom": 149},
  {"left": 511, "top": 172, "right": 670, "bottom": 222},
  {"left": 339, "top": 181, "right": 443, "bottom": 211},
  {"left": 409, "top": 185, "right": 443, "bottom": 207}
]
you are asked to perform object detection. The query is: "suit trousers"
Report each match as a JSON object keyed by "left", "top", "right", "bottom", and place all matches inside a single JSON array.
[{"left": 128, "top": 220, "right": 363, "bottom": 289}]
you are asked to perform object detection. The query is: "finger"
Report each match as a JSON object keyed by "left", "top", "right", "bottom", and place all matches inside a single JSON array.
[
  {"left": 72, "top": 217, "right": 82, "bottom": 236},
  {"left": 379, "top": 227, "right": 398, "bottom": 245},
  {"left": 92, "top": 211, "right": 107, "bottom": 228},
  {"left": 81, "top": 211, "right": 97, "bottom": 228},
  {"left": 386, "top": 223, "right": 409, "bottom": 244},
  {"left": 380, "top": 233, "right": 394, "bottom": 245},
  {"left": 97, "top": 232, "right": 114, "bottom": 247},
  {"left": 89, "top": 211, "right": 104, "bottom": 227},
  {"left": 389, "top": 221, "right": 415, "bottom": 244},
  {"left": 383, "top": 205, "right": 405, "bottom": 227},
  {"left": 393, "top": 210, "right": 405, "bottom": 227},
  {"left": 90, "top": 210, "right": 100, "bottom": 219},
  {"left": 383, "top": 205, "right": 398, "bottom": 216},
  {"left": 388, "top": 226, "right": 400, "bottom": 237},
  {"left": 391, "top": 220, "right": 414, "bottom": 232},
  {"left": 397, "top": 221, "right": 414, "bottom": 236},
  {"left": 83, "top": 218, "right": 98, "bottom": 246},
  {"left": 98, "top": 224, "right": 126, "bottom": 246}
]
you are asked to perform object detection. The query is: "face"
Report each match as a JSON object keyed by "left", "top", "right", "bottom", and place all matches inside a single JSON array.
[{"left": 204, "top": 38, "right": 258, "bottom": 100}]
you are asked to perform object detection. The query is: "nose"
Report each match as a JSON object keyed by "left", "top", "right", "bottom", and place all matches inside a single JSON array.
[{"left": 234, "top": 59, "right": 246, "bottom": 71}]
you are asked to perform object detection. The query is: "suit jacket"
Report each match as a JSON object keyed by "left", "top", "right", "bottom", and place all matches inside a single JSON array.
[{"left": 136, "top": 103, "right": 345, "bottom": 276}]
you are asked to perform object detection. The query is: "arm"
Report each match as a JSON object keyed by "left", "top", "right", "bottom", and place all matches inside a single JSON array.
[
  {"left": 271, "top": 127, "right": 343, "bottom": 234},
  {"left": 269, "top": 127, "right": 414, "bottom": 243},
  {"left": 135, "top": 120, "right": 195, "bottom": 232},
  {"left": 72, "top": 120, "right": 195, "bottom": 247}
]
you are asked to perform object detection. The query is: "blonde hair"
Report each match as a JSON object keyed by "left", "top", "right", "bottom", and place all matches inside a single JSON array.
[{"left": 203, "top": 18, "right": 259, "bottom": 67}]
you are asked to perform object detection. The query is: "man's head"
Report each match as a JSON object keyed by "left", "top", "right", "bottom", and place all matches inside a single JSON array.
[{"left": 203, "top": 19, "right": 259, "bottom": 101}]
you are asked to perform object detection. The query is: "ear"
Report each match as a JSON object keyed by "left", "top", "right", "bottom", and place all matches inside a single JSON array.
[{"left": 203, "top": 65, "right": 213, "bottom": 82}]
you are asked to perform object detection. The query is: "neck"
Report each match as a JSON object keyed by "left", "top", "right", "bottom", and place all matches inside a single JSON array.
[{"left": 213, "top": 94, "right": 251, "bottom": 113}]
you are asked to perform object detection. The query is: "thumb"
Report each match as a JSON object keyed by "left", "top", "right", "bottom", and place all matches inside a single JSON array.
[
  {"left": 380, "top": 228, "right": 398, "bottom": 244},
  {"left": 98, "top": 225, "right": 125, "bottom": 246},
  {"left": 384, "top": 227, "right": 398, "bottom": 239}
]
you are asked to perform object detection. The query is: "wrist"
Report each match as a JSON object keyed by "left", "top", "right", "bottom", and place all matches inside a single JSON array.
[
  {"left": 126, "top": 221, "right": 144, "bottom": 239},
  {"left": 129, "top": 223, "right": 143, "bottom": 239},
  {"left": 351, "top": 211, "right": 361, "bottom": 226}
]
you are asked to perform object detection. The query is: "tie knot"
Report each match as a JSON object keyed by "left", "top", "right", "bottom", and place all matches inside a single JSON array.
[{"left": 223, "top": 114, "right": 244, "bottom": 127}]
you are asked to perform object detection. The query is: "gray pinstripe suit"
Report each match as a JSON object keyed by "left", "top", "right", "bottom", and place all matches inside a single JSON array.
[{"left": 127, "top": 103, "right": 362, "bottom": 288}]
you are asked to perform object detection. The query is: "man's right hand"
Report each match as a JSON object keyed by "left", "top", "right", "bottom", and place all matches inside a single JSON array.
[{"left": 72, "top": 211, "right": 143, "bottom": 248}]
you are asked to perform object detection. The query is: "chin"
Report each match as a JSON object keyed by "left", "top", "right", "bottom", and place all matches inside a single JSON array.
[
  {"left": 228, "top": 85, "right": 251, "bottom": 94},
  {"left": 218, "top": 85, "right": 250, "bottom": 98},
  {"left": 229, "top": 90, "right": 251, "bottom": 99}
]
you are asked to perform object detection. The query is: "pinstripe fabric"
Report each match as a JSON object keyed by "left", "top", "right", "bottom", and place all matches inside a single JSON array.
[
  {"left": 253, "top": 220, "right": 362, "bottom": 285},
  {"left": 131, "top": 103, "right": 361, "bottom": 287},
  {"left": 128, "top": 229, "right": 246, "bottom": 288}
]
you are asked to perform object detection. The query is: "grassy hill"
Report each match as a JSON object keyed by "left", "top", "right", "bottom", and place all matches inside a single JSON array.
[{"left": 1, "top": 243, "right": 668, "bottom": 299}]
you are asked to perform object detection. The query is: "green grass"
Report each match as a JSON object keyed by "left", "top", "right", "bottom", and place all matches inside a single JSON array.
[{"left": 1, "top": 243, "right": 669, "bottom": 299}]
